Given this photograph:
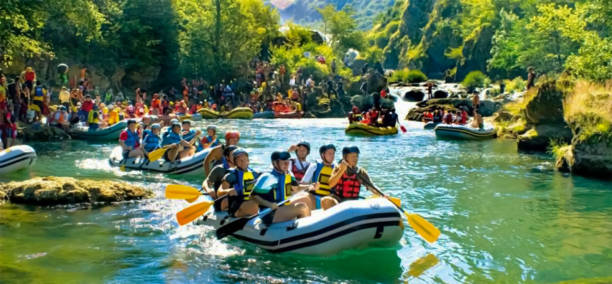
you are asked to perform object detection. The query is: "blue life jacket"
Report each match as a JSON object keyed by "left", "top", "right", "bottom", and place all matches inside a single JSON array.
[
  {"left": 143, "top": 133, "right": 161, "bottom": 152},
  {"left": 182, "top": 129, "right": 196, "bottom": 141},
  {"left": 123, "top": 130, "right": 139, "bottom": 148},
  {"left": 162, "top": 131, "right": 182, "bottom": 146},
  {"left": 232, "top": 168, "right": 258, "bottom": 201}
]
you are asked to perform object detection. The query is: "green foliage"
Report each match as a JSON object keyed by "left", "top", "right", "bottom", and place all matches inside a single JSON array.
[
  {"left": 461, "top": 71, "right": 489, "bottom": 92},
  {"left": 389, "top": 68, "right": 428, "bottom": 83},
  {"left": 318, "top": 5, "right": 365, "bottom": 55},
  {"left": 504, "top": 76, "right": 526, "bottom": 93}
]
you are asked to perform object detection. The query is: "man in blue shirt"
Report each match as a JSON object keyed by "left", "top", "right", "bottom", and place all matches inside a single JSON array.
[{"left": 161, "top": 121, "right": 201, "bottom": 162}]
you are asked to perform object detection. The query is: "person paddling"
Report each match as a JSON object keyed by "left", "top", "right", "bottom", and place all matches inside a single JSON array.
[
  {"left": 300, "top": 144, "right": 338, "bottom": 210},
  {"left": 202, "top": 145, "right": 237, "bottom": 200},
  {"left": 119, "top": 119, "right": 144, "bottom": 159},
  {"left": 200, "top": 125, "right": 220, "bottom": 149},
  {"left": 142, "top": 124, "right": 162, "bottom": 154},
  {"left": 324, "top": 146, "right": 379, "bottom": 208},
  {"left": 203, "top": 131, "right": 241, "bottom": 177},
  {"left": 251, "top": 151, "right": 311, "bottom": 225},
  {"left": 288, "top": 141, "right": 311, "bottom": 182},
  {"left": 217, "top": 149, "right": 261, "bottom": 217}
]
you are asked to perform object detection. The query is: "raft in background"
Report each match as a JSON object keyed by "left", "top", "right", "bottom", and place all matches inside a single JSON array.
[
  {"left": 275, "top": 110, "right": 303, "bottom": 119},
  {"left": 108, "top": 146, "right": 211, "bottom": 175},
  {"left": 178, "top": 113, "right": 203, "bottom": 121},
  {"left": 0, "top": 145, "right": 37, "bottom": 175},
  {"left": 69, "top": 120, "right": 127, "bottom": 142},
  {"left": 424, "top": 122, "right": 439, "bottom": 130},
  {"left": 196, "top": 197, "right": 403, "bottom": 255},
  {"left": 253, "top": 111, "right": 275, "bottom": 119},
  {"left": 434, "top": 124, "right": 496, "bottom": 140},
  {"left": 220, "top": 107, "right": 254, "bottom": 119},
  {"left": 198, "top": 108, "right": 220, "bottom": 119},
  {"left": 345, "top": 123, "right": 399, "bottom": 136}
]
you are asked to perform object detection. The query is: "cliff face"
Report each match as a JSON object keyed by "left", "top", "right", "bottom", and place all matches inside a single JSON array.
[
  {"left": 267, "top": 0, "right": 395, "bottom": 30},
  {"left": 371, "top": 0, "right": 497, "bottom": 81}
]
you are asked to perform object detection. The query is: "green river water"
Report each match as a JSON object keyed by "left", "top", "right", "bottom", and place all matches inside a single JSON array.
[{"left": 1, "top": 99, "right": 611, "bottom": 283}]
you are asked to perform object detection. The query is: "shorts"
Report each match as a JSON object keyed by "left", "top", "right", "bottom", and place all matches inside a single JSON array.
[
  {"left": 33, "top": 100, "right": 44, "bottom": 113},
  {"left": 261, "top": 210, "right": 276, "bottom": 226},
  {"left": 227, "top": 196, "right": 244, "bottom": 217}
]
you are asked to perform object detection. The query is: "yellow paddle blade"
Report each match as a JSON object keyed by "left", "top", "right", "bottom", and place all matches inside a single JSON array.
[
  {"left": 388, "top": 196, "right": 401, "bottom": 207},
  {"left": 176, "top": 201, "right": 214, "bottom": 226},
  {"left": 148, "top": 148, "right": 167, "bottom": 162},
  {"left": 165, "top": 184, "right": 201, "bottom": 200},
  {"left": 185, "top": 196, "right": 199, "bottom": 203},
  {"left": 120, "top": 165, "right": 126, "bottom": 172},
  {"left": 406, "top": 213, "right": 440, "bottom": 243},
  {"left": 407, "top": 254, "right": 439, "bottom": 277}
]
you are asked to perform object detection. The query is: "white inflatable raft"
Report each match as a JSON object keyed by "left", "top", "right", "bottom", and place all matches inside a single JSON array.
[
  {"left": 434, "top": 124, "right": 496, "bottom": 140},
  {"left": 108, "top": 146, "right": 211, "bottom": 175},
  {"left": 0, "top": 145, "right": 37, "bottom": 175},
  {"left": 196, "top": 197, "right": 404, "bottom": 255}
]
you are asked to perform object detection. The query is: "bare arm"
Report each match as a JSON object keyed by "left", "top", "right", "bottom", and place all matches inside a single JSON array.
[
  {"left": 328, "top": 161, "right": 348, "bottom": 189},
  {"left": 203, "top": 145, "right": 223, "bottom": 176},
  {"left": 252, "top": 195, "right": 278, "bottom": 210}
]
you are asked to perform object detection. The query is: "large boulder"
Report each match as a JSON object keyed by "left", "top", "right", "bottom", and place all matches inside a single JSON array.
[
  {"left": 555, "top": 134, "right": 612, "bottom": 179},
  {"left": 517, "top": 124, "right": 572, "bottom": 152},
  {"left": 0, "top": 176, "right": 152, "bottom": 205},
  {"left": 523, "top": 80, "right": 565, "bottom": 124},
  {"left": 20, "top": 123, "right": 71, "bottom": 141}
]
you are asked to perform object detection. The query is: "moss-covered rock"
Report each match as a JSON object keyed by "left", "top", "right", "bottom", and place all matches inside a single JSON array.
[
  {"left": 0, "top": 177, "right": 152, "bottom": 205},
  {"left": 20, "top": 123, "right": 71, "bottom": 141},
  {"left": 517, "top": 124, "right": 572, "bottom": 152}
]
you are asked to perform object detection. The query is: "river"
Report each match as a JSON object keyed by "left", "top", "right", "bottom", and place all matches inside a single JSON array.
[{"left": 1, "top": 93, "right": 611, "bottom": 283}]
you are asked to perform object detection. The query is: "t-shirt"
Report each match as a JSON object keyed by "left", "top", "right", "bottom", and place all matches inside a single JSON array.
[
  {"left": 0, "top": 85, "right": 6, "bottom": 103},
  {"left": 81, "top": 100, "right": 94, "bottom": 112},
  {"left": 59, "top": 90, "right": 70, "bottom": 103}
]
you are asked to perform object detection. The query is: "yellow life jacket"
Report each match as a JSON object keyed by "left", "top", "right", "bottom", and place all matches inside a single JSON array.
[
  {"left": 314, "top": 163, "right": 334, "bottom": 195},
  {"left": 87, "top": 110, "right": 100, "bottom": 124},
  {"left": 238, "top": 170, "right": 256, "bottom": 201}
]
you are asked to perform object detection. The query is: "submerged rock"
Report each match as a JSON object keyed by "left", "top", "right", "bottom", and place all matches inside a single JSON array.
[
  {"left": 20, "top": 123, "right": 71, "bottom": 141},
  {"left": 0, "top": 176, "right": 152, "bottom": 205}
]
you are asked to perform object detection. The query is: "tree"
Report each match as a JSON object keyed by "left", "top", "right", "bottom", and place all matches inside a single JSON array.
[{"left": 318, "top": 5, "right": 365, "bottom": 55}]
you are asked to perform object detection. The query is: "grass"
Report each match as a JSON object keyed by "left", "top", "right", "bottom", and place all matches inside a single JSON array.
[{"left": 563, "top": 80, "right": 612, "bottom": 142}]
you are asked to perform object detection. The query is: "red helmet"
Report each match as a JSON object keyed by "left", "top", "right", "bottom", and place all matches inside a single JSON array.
[{"left": 225, "top": 131, "right": 240, "bottom": 141}]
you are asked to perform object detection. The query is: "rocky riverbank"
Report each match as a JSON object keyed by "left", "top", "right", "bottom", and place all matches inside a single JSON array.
[
  {"left": 0, "top": 177, "right": 152, "bottom": 205},
  {"left": 493, "top": 78, "right": 611, "bottom": 179},
  {"left": 405, "top": 98, "right": 502, "bottom": 121}
]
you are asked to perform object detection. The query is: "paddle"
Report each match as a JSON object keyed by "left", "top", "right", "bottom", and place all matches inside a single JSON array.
[
  {"left": 358, "top": 172, "right": 440, "bottom": 244},
  {"left": 215, "top": 198, "right": 290, "bottom": 240},
  {"left": 165, "top": 184, "right": 202, "bottom": 201},
  {"left": 176, "top": 200, "right": 214, "bottom": 226},
  {"left": 147, "top": 147, "right": 168, "bottom": 162},
  {"left": 399, "top": 124, "right": 407, "bottom": 133}
]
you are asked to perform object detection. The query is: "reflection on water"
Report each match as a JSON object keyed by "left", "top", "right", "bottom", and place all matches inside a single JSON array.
[{"left": 1, "top": 114, "right": 611, "bottom": 283}]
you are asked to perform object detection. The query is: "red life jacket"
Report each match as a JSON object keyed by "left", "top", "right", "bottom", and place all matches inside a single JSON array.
[
  {"left": 334, "top": 172, "right": 361, "bottom": 199},
  {"left": 290, "top": 158, "right": 307, "bottom": 181}
]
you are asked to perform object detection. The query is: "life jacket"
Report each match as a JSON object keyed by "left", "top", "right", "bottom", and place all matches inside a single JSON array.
[
  {"left": 262, "top": 170, "right": 293, "bottom": 203},
  {"left": 334, "top": 171, "right": 361, "bottom": 199},
  {"left": 143, "top": 133, "right": 161, "bottom": 152},
  {"left": 201, "top": 135, "right": 219, "bottom": 148},
  {"left": 87, "top": 110, "right": 99, "bottom": 124},
  {"left": 25, "top": 71, "right": 35, "bottom": 81},
  {"left": 123, "top": 129, "right": 140, "bottom": 148},
  {"left": 33, "top": 86, "right": 44, "bottom": 101},
  {"left": 54, "top": 111, "right": 66, "bottom": 124},
  {"left": 290, "top": 158, "right": 308, "bottom": 181},
  {"left": 312, "top": 162, "right": 334, "bottom": 195},
  {"left": 233, "top": 169, "right": 257, "bottom": 201}
]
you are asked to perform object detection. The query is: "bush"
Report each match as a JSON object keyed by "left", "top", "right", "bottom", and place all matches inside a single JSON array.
[
  {"left": 462, "top": 71, "right": 490, "bottom": 92},
  {"left": 504, "top": 76, "right": 526, "bottom": 93},
  {"left": 389, "top": 68, "right": 427, "bottom": 83}
]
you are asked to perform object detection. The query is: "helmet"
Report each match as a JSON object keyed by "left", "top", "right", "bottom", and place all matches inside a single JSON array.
[
  {"left": 127, "top": 119, "right": 137, "bottom": 125},
  {"left": 342, "top": 146, "right": 360, "bottom": 155},
  {"left": 271, "top": 151, "right": 291, "bottom": 162},
  {"left": 223, "top": 145, "right": 238, "bottom": 157},
  {"left": 319, "top": 144, "right": 336, "bottom": 155},
  {"left": 232, "top": 148, "right": 248, "bottom": 160},
  {"left": 207, "top": 125, "right": 217, "bottom": 132},
  {"left": 151, "top": 123, "right": 161, "bottom": 130},
  {"left": 182, "top": 119, "right": 192, "bottom": 125},
  {"left": 296, "top": 141, "right": 310, "bottom": 154},
  {"left": 225, "top": 131, "right": 240, "bottom": 141},
  {"left": 171, "top": 121, "right": 181, "bottom": 128}
]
